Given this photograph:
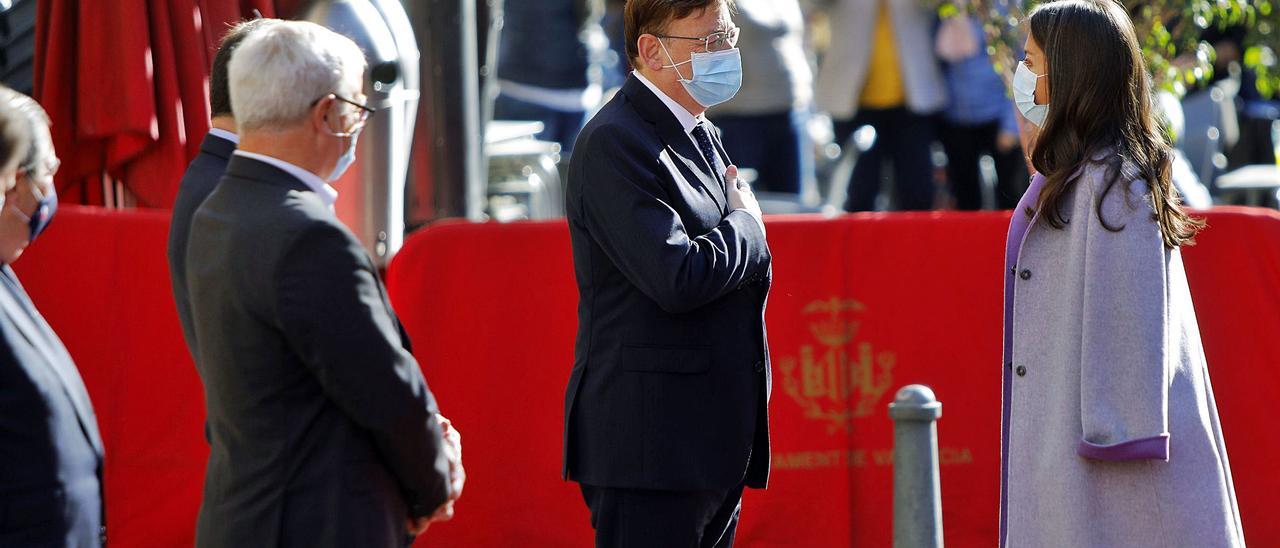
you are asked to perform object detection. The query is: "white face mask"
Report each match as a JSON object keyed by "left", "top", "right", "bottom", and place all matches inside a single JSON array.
[
  {"left": 327, "top": 129, "right": 360, "bottom": 182},
  {"left": 659, "top": 40, "right": 743, "bottom": 108},
  {"left": 1013, "top": 62, "right": 1049, "bottom": 128},
  {"left": 324, "top": 105, "right": 364, "bottom": 182}
]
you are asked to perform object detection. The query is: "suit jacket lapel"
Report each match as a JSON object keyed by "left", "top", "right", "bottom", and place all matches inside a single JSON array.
[
  {"left": 709, "top": 125, "right": 734, "bottom": 176},
  {"left": 706, "top": 123, "right": 735, "bottom": 200},
  {"left": 665, "top": 124, "right": 729, "bottom": 212},
  {"left": 621, "top": 76, "right": 728, "bottom": 213},
  {"left": 0, "top": 267, "right": 104, "bottom": 454}
]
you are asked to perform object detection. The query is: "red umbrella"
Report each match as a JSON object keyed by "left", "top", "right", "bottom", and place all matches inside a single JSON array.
[{"left": 34, "top": 0, "right": 275, "bottom": 208}]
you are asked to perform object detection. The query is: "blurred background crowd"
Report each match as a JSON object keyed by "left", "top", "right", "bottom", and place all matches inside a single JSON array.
[
  {"left": 488, "top": 0, "right": 1279, "bottom": 216},
  {"left": 0, "top": 0, "right": 1277, "bottom": 230}
]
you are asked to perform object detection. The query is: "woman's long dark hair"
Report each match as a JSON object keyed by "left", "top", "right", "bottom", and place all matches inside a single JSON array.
[{"left": 1027, "top": 0, "right": 1203, "bottom": 248}]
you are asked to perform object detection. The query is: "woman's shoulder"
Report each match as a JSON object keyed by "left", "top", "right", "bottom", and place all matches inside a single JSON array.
[
  {"left": 1072, "top": 148, "right": 1156, "bottom": 225},
  {"left": 1070, "top": 151, "right": 1162, "bottom": 236}
]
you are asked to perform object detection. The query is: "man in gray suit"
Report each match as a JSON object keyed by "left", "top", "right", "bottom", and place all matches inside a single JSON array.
[
  {"left": 186, "top": 21, "right": 462, "bottom": 547},
  {"left": 167, "top": 18, "right": 274, "bottom": 368}
]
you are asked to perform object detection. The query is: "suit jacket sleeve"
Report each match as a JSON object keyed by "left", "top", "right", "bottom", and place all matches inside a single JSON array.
[
  {"left": 578, "top": 124, "right": 770, "bottom": 314},
  {"left": 274, "top": 221, "right": 451, "bottom": 515},
  {"left": 1076, "top": 176, "right": 1171, "bottom": 462}
]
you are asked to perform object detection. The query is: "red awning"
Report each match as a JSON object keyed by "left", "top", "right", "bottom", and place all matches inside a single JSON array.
[{"left": 34, "top": 0, "right": 276, "bottom": 208}]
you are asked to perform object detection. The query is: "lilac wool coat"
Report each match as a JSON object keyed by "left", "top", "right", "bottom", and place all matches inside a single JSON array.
[{"left": 1000, "top": 153, "right": 1245, "bottom": 547}]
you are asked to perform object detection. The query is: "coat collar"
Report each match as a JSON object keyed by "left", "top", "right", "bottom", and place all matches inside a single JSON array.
[
  {"left": 632, "top": 71, "right": 701, "bottom": 134},
  {"left": 222, "top": 154, "right": 312, "bottom": 194},
  {"left": 200, "top": 131, "right": 238, "bottom": 161},
  {"left": 621, "top": 74, "right": 728, "bottom": 211},
  {"left": 232, "top": 151, "right": 338, "bottom": 208}
]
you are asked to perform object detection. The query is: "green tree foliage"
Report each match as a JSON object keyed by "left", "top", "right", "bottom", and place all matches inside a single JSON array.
[{"left": 941, "top": 0, "right": 1280, "bottom": 98}]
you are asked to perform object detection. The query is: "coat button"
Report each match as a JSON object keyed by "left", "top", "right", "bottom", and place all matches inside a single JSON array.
[
  {"left": 1015, "top": 365, "right": 1027, "bottom": 377},
  {"left": 1019, "top": 269, "right": 1032, "bottom": 280},
  {"left": 754, "top": 360, "right": 765, "bottom": 373}
]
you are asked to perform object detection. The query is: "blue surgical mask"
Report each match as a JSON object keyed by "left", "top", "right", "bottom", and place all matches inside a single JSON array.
[
  {"left": 327, "top": 127, "right": 361, "bottom": 182},
  {"left": 28, "top": 184, "right": 56, "bottom": 242},
  {"left": 660, "top": 42, "right": 743, "bottom": 108},
  {"left": 1013, "top": 62, "right": 1048, "bottom": 128}
]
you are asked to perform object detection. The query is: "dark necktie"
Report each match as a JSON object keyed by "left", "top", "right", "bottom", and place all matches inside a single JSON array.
[{"left": 690, "top": 123, "right": 720, "bottom": 178}]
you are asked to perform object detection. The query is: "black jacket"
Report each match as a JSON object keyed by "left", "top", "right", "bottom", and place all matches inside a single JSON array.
[
  {"left": 187, "top": 156, "right": 450, "bottom": 547},
  {"left": 168, "top": 132, "right": 235, "bottom": 367},
  {"left": 563, "top": 75, "right": 772, "bottom": 492},
  {"left": 0, "top": 266, "right": 104, "bottom": 546}
]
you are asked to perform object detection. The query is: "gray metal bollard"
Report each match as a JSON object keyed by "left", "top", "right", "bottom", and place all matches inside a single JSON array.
[{"left": 889, "top": 384, "right": 944, "bottom": 548}]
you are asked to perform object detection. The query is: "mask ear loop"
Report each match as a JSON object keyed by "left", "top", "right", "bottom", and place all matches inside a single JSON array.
[
  {"left": 1022, "top": 65, "right": 1047, "bottom": 106},
  {"left": 327, "top": 123, "right": 361, "bottom": 138},
  {"left": 4, "top": 197, "right": 32, "bottom": 226},
  {"left": 320, "top": 95, "right": 362, "bottom": 138},
  {"left": 657, "top": 38, "right": 693, "bottom": 83},
  {"left": 325, "top": 117, "right": 360, "bottom": 138}
]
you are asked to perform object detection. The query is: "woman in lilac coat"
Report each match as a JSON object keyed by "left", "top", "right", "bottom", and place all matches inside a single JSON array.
[{"left": 1001, "top": 1, "right": 1244, "bottom": 546}]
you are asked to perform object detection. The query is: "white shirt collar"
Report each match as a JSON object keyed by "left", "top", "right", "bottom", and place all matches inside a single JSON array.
[
  {"left": 208, "top": 128, "right": 240, "bottom": 145},
  {"left": 633, "top": 71, "right": 707, "bottom": 135},
  {"left": 232, "top": 151, "right": 339, "bottom": 209}
]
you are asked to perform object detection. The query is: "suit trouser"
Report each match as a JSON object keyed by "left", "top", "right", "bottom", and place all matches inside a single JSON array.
[
  {"left": 579, "top": 482, "right": 745, "bottom": 548},
  {"left": 937, "top": 119, "right": 1030, "bottom": 210},
  {"left": 834, "top": 107, "right": 937, "bottom": 212}
]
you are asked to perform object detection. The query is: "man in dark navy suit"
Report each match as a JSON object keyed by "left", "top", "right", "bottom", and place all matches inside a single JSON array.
[
  {"left": 0, "top": 88, "right": 106, "bottom": 547},
  {"left": 168, "top": 18, "right": 274, "bottom": 367},
  {"left": 563, "top": 1, "right": 772, "bottom": 545}
]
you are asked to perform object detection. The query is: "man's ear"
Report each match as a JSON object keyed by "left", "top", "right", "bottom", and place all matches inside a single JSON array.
[
  {"left": 311, "top": 95, "right": 334, "bottom": 133},
  {"left": 636, "top": 34, "right": 666, "bottom": 72}
]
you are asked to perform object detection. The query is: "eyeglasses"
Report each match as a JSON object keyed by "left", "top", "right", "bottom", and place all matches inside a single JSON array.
[
  {"left": 332, "top": 94, "right": 375, "bottom": 124},
  {"left": 312, "top": 93, "right": 376, "bottom": 129},
  {"left": 657, "top": 26, "right": 740, "bottom": 52},
  {"left": 18, "top": 157, "right": 59, "bottom": 182},
  {"left": 8, "top": 158, "right": 54, "bottom": 206}
]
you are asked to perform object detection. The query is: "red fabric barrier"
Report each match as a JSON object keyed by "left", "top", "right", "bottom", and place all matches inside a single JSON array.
[
  {"left": 386, "top": 208, "right": 1280, "bottom": 547},
  {"left": 11, "top": 205, "right": 1280, "bottom": 547},
  {"left": 13, "top": 206, "right": 208, "bottom": 547}
]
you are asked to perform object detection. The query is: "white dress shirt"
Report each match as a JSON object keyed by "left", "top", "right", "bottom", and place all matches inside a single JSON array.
[
  {"left": 633, "top": 72, "right": 764, "bottom": 233},
  {"left": 634, "top": 72, "right": 722, "bottom": 172},
  {"left": 232, "top": 151, "right": 339, "bottom": 210}
]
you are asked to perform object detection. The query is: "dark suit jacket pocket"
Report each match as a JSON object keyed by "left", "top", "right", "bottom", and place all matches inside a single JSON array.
[{"left": 620, "top": 344, "right": 711, "bottom": 374}]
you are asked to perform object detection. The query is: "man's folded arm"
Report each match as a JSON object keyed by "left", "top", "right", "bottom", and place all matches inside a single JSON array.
[
  {"left": 274, "top": 222, "right": 452, "bottom": 516},
  {"left": 578, "top": 125, "right": 770, "bottom": 314}
]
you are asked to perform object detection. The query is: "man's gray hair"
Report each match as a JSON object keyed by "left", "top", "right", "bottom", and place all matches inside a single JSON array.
[
  {"left": 228, "top": 21, "right": 367, "bottom": 131},
  {"left": 0, "top": 86, "right": 51, "bottom": 174},
  {"left": 0, "top": 98, "right": 29, "bottom": 176}
]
